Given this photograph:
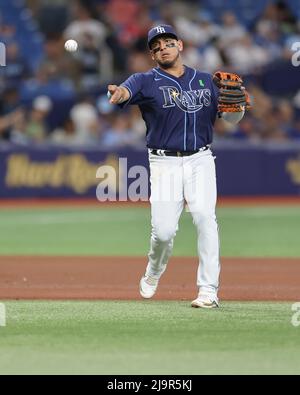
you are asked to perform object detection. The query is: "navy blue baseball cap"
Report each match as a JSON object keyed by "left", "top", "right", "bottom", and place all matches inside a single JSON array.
[{"left": 147, "top": 24, "right": 178, "bottom": 48}]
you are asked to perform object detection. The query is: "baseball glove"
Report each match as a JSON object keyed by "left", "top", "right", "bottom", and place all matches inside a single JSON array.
[{"left": 213, "top": 71, "right": 251, "bottom": 113}]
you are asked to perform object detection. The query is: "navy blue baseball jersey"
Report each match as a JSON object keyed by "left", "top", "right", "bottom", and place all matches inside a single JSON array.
[{"left": 120, "top": 65, "right": 219, "bottom": 151}]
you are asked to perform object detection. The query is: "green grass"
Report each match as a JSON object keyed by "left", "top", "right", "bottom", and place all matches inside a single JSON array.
[
  {"left": 0, "top": 205, "right": 299, "bottom": 257},
  {"left": 0, "top": 301, "right": 299, "bottom": 375},
  {"left": 1, "top": 206, "right": 298, "bottom": 376}
]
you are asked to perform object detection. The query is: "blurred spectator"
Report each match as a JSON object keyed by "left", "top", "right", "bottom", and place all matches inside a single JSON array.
[
  {"left": 247, "top": 84, "right": 272, "bottom": 120},
  {"left": 74, "top": 32, "right": 103, "bottom": 90},
  {"left": 21, "top": 63, "right": 76, "bottom": 101},
  {"left": 64, "top": 0, "right": 113, "bottom": 82},
  {"left": 182, "top": 39, "right": 224, "bottom": 72},
  {"left": 257, "top": 1, "right": 297, "bottom": 36},
  {"left": 275, "top": 99, "right": 295, "bottom": 133},
  {"left": 0, "top": 86, "right": 23, "bottom": 140},
  {"left": 10, "top": 109, "right": 29, "bottom": 146},
  {"left": 128, "top": 106, "right": 146, "bottom": 142},
  {"left": 255, "top": 21, "right": 283, "bottom": 61},
  {"left": 219, "top": 12, "right": 247, "bottom": 47},
  {"left": 51, "top": 118, "right": 76, "bottom": 145},
  {"left": 41, "top": 35, "right": 80, "bottom": 87},
  {"left": 101, "top": 112, "right": 141, "bottom": 148},
  {"left": 25, "top": 95, "right": 53, "bottom": 143},
  {"left": 288, "top": 119, "right": 300, "bottom": 140},
  {"left": 64, "top": 1, "right": 107, "bottom": 45},
  {"left": 104, "top": 0, "right": 151, "bottom": 47},
  {"left": 293, "top": 90, "right": 300, "bottom": 111},
  {"left": 0, "top": 109, "right": 25, "bottom": 142},
  {"left": 0, "top": 22, "right": 16, "bottom": 43},
  {"left": 259, "top": 109, "right": 289, "bottom": 141},
  {"left": 127, "top": 50, "right": 153, "bottom": 73},
  {"left": 0, "top": 86, "right": 21, "bottom": 115},
  {"left": 101, "top": 113, "right": 129, "bottom": 148},
  {"left": 180, "top": 41, "right": 203, "bottom": 70},
  {"left": 70, "top": 97, "right": 99, "bottom": 145},
  {"left": 230, "top": 117, "right": 261, "bottom": 142},
  {"left": 0, "top": 42, "right": 31, "bottom": 87},
  {"left": 226, "top": 34, "right": 269, "bottom": 74},
  {"left": 96, "top": 93, "right": 116, "bottom": 133},
  {"left": 174, "top": 11, "right": 220, "bottom": 47}
]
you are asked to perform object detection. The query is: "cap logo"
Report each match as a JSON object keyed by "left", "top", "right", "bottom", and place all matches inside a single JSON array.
[{"left": 155, "top": 26, "right": 166, "bottom": 34}]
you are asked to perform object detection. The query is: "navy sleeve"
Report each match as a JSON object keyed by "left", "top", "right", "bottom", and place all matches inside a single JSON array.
[{"left": 119, "top": 73, "right": 145, "bottom": 108}]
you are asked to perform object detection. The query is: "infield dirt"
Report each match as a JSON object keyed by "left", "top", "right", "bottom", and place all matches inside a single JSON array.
[{"left": 0, "top": 256, "right": 299, "bottom": 300}]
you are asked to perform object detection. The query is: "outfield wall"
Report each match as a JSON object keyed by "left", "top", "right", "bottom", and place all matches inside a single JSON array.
[{"left": 0, "top": 142, "right": 300, "bottom": 198}]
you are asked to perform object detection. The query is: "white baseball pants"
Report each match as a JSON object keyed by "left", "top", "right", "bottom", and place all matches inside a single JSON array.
[{"left": 145, "top": 149, "right": 220, "bottom": 299}]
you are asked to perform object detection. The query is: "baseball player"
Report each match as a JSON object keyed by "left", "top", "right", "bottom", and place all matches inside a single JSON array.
[{"left": 108, "top": 25, "right": 250, "bottom": 308}]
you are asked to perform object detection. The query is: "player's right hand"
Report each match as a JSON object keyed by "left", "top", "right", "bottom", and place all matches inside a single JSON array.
[{"left": 107, "top": 85, "right": 122, "bottom": 104}]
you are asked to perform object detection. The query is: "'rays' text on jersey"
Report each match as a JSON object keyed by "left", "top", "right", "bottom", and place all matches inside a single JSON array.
[{"left": 159, "top": 86, "right": 212, "bottom": 113}]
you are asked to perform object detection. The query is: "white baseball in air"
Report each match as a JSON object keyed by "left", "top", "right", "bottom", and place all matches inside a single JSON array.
[{"left": 64, "top": 39, "right": 78, "bottom": 52}]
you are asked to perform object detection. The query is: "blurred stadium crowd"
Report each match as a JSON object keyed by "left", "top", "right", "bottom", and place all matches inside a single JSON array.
[{"left": 0, "top": 0, "right": 300, "bottom": 147}]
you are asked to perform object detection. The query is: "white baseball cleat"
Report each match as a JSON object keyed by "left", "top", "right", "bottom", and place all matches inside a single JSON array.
[
  {"left": 191, "top": 294, "right": 219, "bottom": 309},
  {"left": 139, "top": 275, "right": 159, "bottom": 299}
]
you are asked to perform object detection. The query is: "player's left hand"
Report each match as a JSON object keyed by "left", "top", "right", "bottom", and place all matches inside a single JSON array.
[{"left": 212, "top": 71, "right": 251, "bottom": 113}]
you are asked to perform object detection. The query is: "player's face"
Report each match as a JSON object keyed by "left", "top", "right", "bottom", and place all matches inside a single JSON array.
[{"left": 150, "top": 36, "right": 183, "bottom": 69}]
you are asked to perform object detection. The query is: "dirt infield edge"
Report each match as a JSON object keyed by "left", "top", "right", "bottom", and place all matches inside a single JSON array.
[{"left": 0, "top": 256, "right": 299, "bottom": 301}]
